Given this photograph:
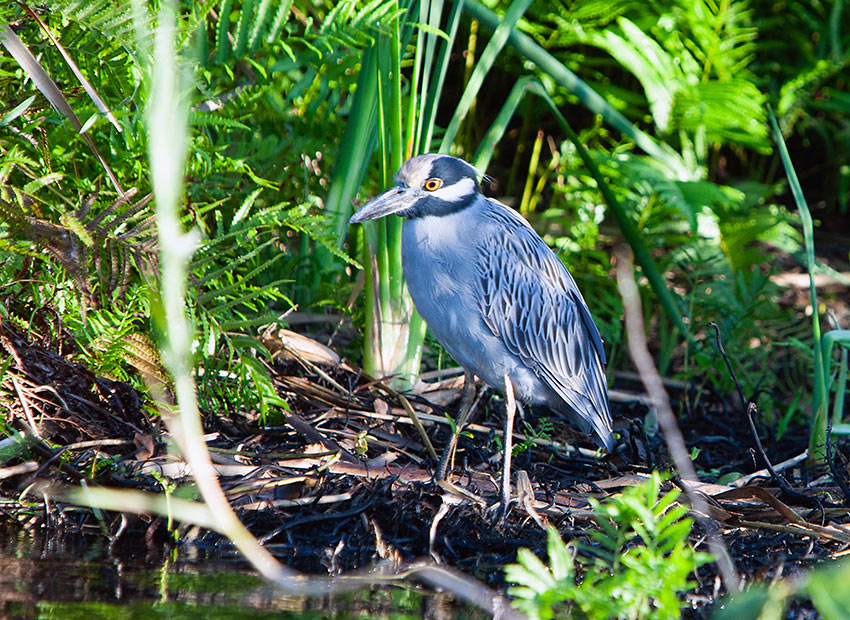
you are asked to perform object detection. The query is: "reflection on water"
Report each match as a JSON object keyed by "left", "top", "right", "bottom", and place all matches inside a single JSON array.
[{"left": 0, "top": 527, "right": 488, "bottom": 619}]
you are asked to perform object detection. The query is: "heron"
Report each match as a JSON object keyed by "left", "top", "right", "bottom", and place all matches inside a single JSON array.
[{"left": 349, "top": 153, "right": 612, "bottom": 515}]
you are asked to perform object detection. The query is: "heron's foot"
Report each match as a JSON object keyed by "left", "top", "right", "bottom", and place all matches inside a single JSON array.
[
  {"left": 436, "top": 434, "right": 459, "bottom": 481},
  {"left": 437, "top": 370, "right": 479, "bottom": 480},
  {"left": 487, "top": 496, "right": 515, "bottom": 526}
]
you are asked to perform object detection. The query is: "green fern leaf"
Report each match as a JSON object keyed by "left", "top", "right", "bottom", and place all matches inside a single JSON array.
[
  {"left": 233, "top": 0, "right": 255, "bottom": 57},
  {"left": 266, "top": 0, "right": 294, "bottom": 43},
  {"left": 248, "top": 0, "right": 273, "bottom": 49},
  {"left": 215, "top": 0, "right": 234, "bottom": 64}
]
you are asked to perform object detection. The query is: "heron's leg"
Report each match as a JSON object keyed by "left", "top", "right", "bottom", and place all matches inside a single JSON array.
[
  {"left": 437, "top": 370, "right": 477, "bottom": 480},
  {"left": 499, "top": 373, "right": 518, "bottom": 521}
]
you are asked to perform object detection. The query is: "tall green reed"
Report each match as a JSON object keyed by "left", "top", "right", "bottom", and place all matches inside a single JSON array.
[
  {"left": 770, "top": 110, "right": 850, "bottom": 463},
  {"left": 327, "top": 0, "right": 532, "bottom": 388}
]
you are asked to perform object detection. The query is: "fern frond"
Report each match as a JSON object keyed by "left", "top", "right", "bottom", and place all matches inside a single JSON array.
[
  {"left": 198, "top": 253, "right": 287, "bottom": 303},
  {"left": 524, "top": 0, "right": 635, "bottom": 47},
  {"left": 22, "top": 172, "right": 63, "bottom": 194},
  {"left": 266, "top": 0, "right": 294, "bottom": 43},
  {"left": 0, "top": 145, "right": 39, "bottom": 182},
  {"left": 671, "top": 80, "right": 769, "bottom": 151},
  {"left": 206, "top": 279, "right": 291, "bottom": 316},
  {"left": 51, "top": 0, "right": 149, "bottom": 49},
  {"left": 196, "top": 236, "right": 279, "bottom": 286},
  {"left": 233, "top": 0, "right": 255, "bottom": 57},
  {"left": 189, "top": 110, "right": 251, "bottom": 130},
  {"left": 219, "top": 311, "right": 291, "bottom": 331}
]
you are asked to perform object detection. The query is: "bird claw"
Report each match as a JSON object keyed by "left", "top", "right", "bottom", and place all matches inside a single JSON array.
[{"left": 487, "top": 497, "right": 515, "bottom": 526}]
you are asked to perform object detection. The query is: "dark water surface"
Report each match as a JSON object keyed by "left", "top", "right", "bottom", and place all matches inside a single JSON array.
[{"left": 0, "top": 527, "right": 489, "bottom": 619}]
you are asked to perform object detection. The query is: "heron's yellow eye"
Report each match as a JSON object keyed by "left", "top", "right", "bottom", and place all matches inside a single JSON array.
[{"left": 423, "top": 178, "right": 443, "bottom": 191}]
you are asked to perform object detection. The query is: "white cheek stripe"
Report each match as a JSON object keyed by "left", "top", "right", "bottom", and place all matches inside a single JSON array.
[{"left": 431, "top": 177, "right": 475, "bottom": 202}]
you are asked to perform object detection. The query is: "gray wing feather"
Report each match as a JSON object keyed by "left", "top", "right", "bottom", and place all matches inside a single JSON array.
[{"left": 476, "top": 204, "right": 612, "bottom": 448}]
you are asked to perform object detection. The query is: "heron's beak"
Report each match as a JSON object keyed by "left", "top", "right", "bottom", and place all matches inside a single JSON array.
[{"left": 349, "top": 185, "right": 420, "bottom": 224}]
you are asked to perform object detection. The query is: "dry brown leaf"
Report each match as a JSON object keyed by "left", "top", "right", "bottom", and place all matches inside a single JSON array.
[{"left": 133, "top": 433, "right": 155, "bottom": 461}]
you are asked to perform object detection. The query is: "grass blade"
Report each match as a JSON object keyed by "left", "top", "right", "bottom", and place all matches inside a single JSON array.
[
  {"left": 439, "top": 0, "right": 533, "bottom": 152},
  {"left": 325, "top": 46, "right": 380, "bottom": 243},
  {"left": 768, "top": 108, "right": 828, "bottom": 463},
  {"left": 420, "top": 0, "right": 463, "bottom": 152},
  {"left": 0, "top": 25, "right": 125, "bottom": 195}
]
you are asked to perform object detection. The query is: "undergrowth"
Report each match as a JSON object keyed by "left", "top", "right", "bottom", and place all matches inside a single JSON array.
[{"left": 505, "top": 473, "right": 712, "bottom": 620}]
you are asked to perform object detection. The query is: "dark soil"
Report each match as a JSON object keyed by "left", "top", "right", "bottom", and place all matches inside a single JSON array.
[{"left": 2, "top": 313, "right": 849, "bottom": 619}]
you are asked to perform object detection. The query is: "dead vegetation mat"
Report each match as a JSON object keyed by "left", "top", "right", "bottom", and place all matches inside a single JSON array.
[{"left": 1, "top": 318, "right": 849, "bottom": 617}]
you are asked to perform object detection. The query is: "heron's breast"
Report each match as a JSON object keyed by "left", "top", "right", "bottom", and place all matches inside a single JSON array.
[
  {"left": 402, "top": 214, "right": 478, "bottom": 294},
  {"left": 401, "top": 214, "right": 526, "bottom": 385}
]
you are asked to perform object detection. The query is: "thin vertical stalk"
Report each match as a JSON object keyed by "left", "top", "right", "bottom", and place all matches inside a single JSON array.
[
  {"left": 833, "top": 346, "right": 848, "bottom": 424},
  {"left": 415, "top": 0, "right": 445, "bottom": 152},
  {"left": 769, "top": 110, "right": 828, "bottom": 463},
  {"left": 519, "top": 129, "right": 544, "bottom": 215},
  {"left": 406, "top": 0, "right": 429, "bottom": 157},
  {"left": 145, "top": 0, "right": 289, "bottom": 582},
  {"left": 388, "top": 7, "right": 405, "bottom": 305},
  {"left": 376, "top": 35, "right": 393, "bottom": 317}
]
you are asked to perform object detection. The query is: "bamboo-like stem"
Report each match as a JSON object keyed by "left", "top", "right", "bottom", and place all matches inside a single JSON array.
[
  {"left": 388, "top": 9, "right": 405, "bottom": 305},
  {"left": 519, "top": 129, "right": 543, "bottom": 215},
  {"left": 359, "top": 1, "right": 426, "bottom": 389},
  {"left": 415, "top": 0, "right": 445, "bottom": 152},
  {"left": 406, "top": 0, "right": 427, "bottom": 157},
  {"left": 421, "top": 0, "right": 463, "bottom": 152}
]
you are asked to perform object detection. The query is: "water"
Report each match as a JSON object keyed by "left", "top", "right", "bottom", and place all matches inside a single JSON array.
[{"left": 0, "top": 528, "right": 489, "bottom": 619}]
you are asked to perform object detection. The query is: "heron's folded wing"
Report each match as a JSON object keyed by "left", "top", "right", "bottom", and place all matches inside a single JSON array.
[{"left": 476, "top": 218, "right": 612, "bottom": 445}]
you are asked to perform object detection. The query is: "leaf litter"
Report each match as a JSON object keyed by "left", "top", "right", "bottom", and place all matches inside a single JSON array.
[{"left": 0, "top": 318, "right": 848, "bottom": 617}]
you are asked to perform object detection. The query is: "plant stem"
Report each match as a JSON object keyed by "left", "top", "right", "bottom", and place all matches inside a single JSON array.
[{"left": 768, "top": 110, "right": 828, "bottom": 464}]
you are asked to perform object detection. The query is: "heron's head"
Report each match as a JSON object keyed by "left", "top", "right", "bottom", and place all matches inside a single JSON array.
[{"left": 349, "top": 154, "right": 485, "bottom": 224}]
